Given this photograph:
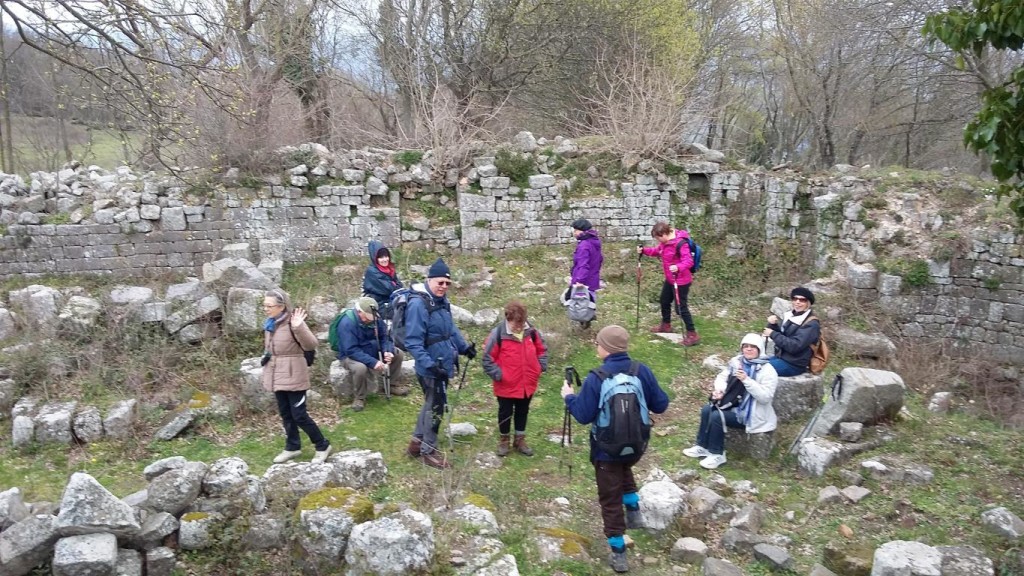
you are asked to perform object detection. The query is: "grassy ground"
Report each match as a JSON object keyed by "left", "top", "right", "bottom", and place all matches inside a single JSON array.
[{"left": 0, "top": 238, "right": 1021, "bottom": 575}]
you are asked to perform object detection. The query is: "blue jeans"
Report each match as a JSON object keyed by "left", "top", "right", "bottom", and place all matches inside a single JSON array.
[
  {"left": 768, "top": 356, "right": 805, "bottom": 376},
  {"left": 695, "top": 404, "right": 744, "bottom": 455}
]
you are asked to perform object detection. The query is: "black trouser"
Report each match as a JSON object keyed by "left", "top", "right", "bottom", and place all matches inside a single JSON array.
[
  {"left": 659, "top": 280, "right": 695, "bottom": 331},
  {"left": 274, "top": 390, "right": 329, "bottom": 451},
  {"left": 497, "top": 396, "right": 532, "bottom": 435},
  {"left": 594, "top": 458, "right": 639, "bottom": 538}
]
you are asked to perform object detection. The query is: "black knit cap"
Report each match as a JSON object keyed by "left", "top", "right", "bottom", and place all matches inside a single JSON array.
[
  {"left": 790, "top": 286, "right": 815, "bottom": 304},
  {"left": 571, "top": 218, "right": 592, "bottom": 231}
]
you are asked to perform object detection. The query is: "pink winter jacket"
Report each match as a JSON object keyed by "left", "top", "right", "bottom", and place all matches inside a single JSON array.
[
  {"left": 261, "top": 314, "right": 319, "bottom": 392},
  {"left": 641, "top": 229, "right": 694, "bottom": 286}
]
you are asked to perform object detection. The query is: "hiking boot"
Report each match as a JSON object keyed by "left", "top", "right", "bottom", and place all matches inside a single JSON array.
[
  {"left": 272, "top": 449, "right": 302, "bottom": 464},
  {"left": 311, "top": 445, "right": 333, "bottom": 464},
  {"left": 421, "top": 450, "right": 451, "bottom": 469},
  {"left": 650, "top": 322, "right": 672, "bottom": 333},
  {"left": 513, "top": 434, "right": 534, "bottom": 456},
  {"left": 683, "top": 445, "right": 712, "bottom": 458},
  {"left": 389, "top": 384, "right": 410, "bottom": 397},
  {"left": 497, "top": 434, "right": 511, "bottom": 457},
  {"left": 625, "top": 508, "right": 644, "bottom": 530},
  {"left": 350, "top": 399, "right": 365, "bottom": 412},
  {"left": 608, "top": 550, "right": 629, "bottom": 573},
  {"left": 681, "top": 331, "right": 701, "bottom": 347},
  {"left": 699, "top": 453, "right": 727, "bottom": 470},
  {"left": 406, "top": 437, "right": 422, "bottom": 458}
]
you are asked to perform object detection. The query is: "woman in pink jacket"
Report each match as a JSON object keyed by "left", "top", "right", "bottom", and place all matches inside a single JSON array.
[
  {"left": 261, "top": 289, "right": 332, "bottom": 464},
  {"left": 638, "top": 221, "right": 700, "bottom": 346}
]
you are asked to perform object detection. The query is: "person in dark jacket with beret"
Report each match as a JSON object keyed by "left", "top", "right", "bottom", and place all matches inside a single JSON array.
[
  {"left": 762, "top": 286, "right": 821, "bottom": 376},
  {"left": 561, "top": 325, "right": 669, "bottom": 573},
  {"left": 570, "top": 219, "right": 604, "bottom": 294}
]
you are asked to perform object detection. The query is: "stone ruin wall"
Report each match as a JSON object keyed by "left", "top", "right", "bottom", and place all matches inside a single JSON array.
[{"left": 0, "top": 142, "right": 1022, "bottom": 366}]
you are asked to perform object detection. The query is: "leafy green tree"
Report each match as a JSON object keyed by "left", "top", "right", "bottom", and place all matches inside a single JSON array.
[{"left": 924, "top": 2, "right": 1024, "bottom": 221}]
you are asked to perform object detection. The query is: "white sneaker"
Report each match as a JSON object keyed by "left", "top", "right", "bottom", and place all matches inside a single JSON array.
[
  {"left": 273, "top": 450, "right": 302, "bottom": 464},
  {"left": 699, "top": 453, "right": 727, "bottom": 469},
  {"left": 311, "top": 445, "right": 333, "bottom": 464},
  {"left": 683, "top": 445, "right": 712, "bottom": 458}
]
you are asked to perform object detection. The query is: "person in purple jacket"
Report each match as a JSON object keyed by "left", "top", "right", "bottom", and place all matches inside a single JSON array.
[
  {"left": 570, "top": 219, "right": 604, "bottom": 293},
  {"left": 561, "top": 325, "right": 670, "bottom": 573}
]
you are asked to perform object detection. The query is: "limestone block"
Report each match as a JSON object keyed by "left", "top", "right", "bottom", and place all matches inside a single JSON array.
[
  {"left": 512, "top": 131, "right": 538, "bottom": 152},
  {"left": 670, "top": 537, "right": 707, "bottom": 564},
  {"left": 178, "top": 512, "right": 220, "bottom": 550},
  {"left": 12, "top": 415, "right": 34, "bottom": 447},
  {"left": 163, "top": 294, "right": 222, "bottom": 334},
  {"left": 72, "top": 406, "right": 103, "bottom": 443},
  {"left": 115, "top": 548, "right": 143, "bottom": 576},
  {"left": 108, "top": 286, "right": 154, "bottom": 305},
  {"left": 797, "top": 437, "right": 845, "bottom": 476},
  {"left": 0, "top": 514, "right": 60, "bottom": 576},
  {"left": 241, "top": 514, "right": 286, "bottom": 550},
  {"left": 144, "top": 461, "right": 208, "bottom": 516},
  {"left": 0, "top": 488, "right": 30, "bottom": 530},
  {"left": 160, "top": 207, "right": 186, "bottom": 230},
  {"left": 52, "top": 533, "right": 118, "bottom": 576},
  {"left": 238, "top": 357, "right": 274, "bottom": 412},
  {"left": 847, "top": 261, "right": 879, "bottom": 289},
  {"left": 56, "top": 472, "right": 141, "bottom": 536},
  {"left": 871, "top": 540, "right": 941, "bottom": 576},
  {"left": 103, "top": 399, "right": 138, "bottom": 440},
  {"left": 58, "top": 295, "right": 102, "bottom": 333},
  {"left": 773, "top": 373, "right": 823, "bottom": 423},
  {"left": 637, "top": 480, "right": 687, "bottom": 530},
  {"left": 219, "top": 242, "right": 252, "bottom": 261},
  {"left": 725, "top": 429, "right": 774, "bottom": 460},
  {"left": 344, "top": 510, "right": 434, "bottom": 576},
  {"left": 809, "top": 367, "right": 906, "bottom": 437},
  {"left": 8, "top": 285, "right": 63, "bottom": 335},
  {"left": 34, "top": 401, "right": 77, "bottom": 444},
  {"left": 0, "top": 308, "right": 15, "bottom": 341},
  {"left": 224, "top": 288, "right": 266, "bottom": 335}
]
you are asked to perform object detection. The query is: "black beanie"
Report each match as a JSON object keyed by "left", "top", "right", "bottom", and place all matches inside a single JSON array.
[
  {"left": 427, "top": 258, "right": 451, "bottom": 279},
  {"left": 790, "top": 286, "right": 815, "bottom": 304},
  {"left": 571, "top": 219, "right": 592, "bottom": 231}
]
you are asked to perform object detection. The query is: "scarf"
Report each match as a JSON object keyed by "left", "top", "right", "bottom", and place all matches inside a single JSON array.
[
  {"left": 375, "top": 262, "right": 396, "bottom": 277},
  {"left": 264, "top": 313, "right": 286, "bottom": 333},
  {"left": 784, "top": 308, "right": 811, "bottom": 327},
  {"left": 737, "top": 355, "right": 769, "bottom": 425}
]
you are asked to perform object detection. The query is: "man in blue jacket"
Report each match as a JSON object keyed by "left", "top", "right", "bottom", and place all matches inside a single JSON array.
[
  {"left": 561, "top": 325, "right": 669, "bottom": 573},
  {"left": 336, "top": 297, "right": 408, "bottom": 411},
  {"left": 405, "top": 258, "right": 476, "bottom": 469}
]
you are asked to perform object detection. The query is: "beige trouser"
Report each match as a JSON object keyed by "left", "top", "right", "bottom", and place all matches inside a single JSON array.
[{"left": 341, "top": 349, "right": 404, "bottom": 401}]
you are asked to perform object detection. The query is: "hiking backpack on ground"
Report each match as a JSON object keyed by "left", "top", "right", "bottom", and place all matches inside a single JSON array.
[
  {"left": 674, "top": 233, "right": 703, "bottom": 273},
  {"left": 562, "top": 284, "right": 597, "bottom": 324},
  {"left": 389, "top": 287, "right": 444, "bottom": 351},
  {"left": 591, "top": 361, "right": 651, "bottom": 458},
  {"left": 807, "top": 315, "right": 829, "bottom": 374},
  {"left": 327, "top": 309, "right": 358, "bottom": 353}
]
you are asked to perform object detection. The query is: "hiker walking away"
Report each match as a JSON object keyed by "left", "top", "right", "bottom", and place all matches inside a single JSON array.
[
  {"left": 404, "top": 258, "right": 476, "bottom": 469},
  {"left": 762, "top": 287, "right": 820, "bottom": 376},
  {"left": 261, "top": 289, "right": 332, "bottom": 465},
  {"left": 638, "top": 221, "right": 699, "bottom": 346},
  {"left": 335, "top": 297, "right": 408, "bottom": 412},
  {"left": 362, "top": 240, "right": 403, "bottom": 319},
  {"left": 481, "top": 301, "right": 549, "bottom": 457},
  {"left": 570, "top": 219, "right": 604, "bottom": 294},
  {"left": 683, "top": 333, "right": 778, "bottom": 469},
  {"left": 560, "top": 325, "right": 669, "bottom": 573}
]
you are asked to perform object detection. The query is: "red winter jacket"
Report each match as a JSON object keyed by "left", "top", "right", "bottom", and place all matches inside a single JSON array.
[{"left": 481, "top": 322, "right": 549, "bottom": 399}]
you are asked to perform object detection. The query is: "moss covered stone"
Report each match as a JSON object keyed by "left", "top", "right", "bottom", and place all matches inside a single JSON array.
[
  {"left": 463, "top": 493, "right": 495, "bottom": 511},
  {"left": 180, "top": 512, "right": 210, "bottom": 522},
  {"left": 297, "top": 487, "right": 375, "bottom": 524},
  {"left": 538, "top": 527, "right": 591, "bottom": 555},
  {"left": 188, "top": 391, "right": 211, "bottom": 409}
]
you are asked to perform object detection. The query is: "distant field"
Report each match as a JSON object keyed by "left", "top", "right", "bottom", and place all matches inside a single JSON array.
[{"left": 4, "top": 115, "right": 139, "bottom": 175}]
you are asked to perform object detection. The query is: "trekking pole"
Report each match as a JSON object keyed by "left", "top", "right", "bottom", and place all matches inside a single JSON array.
[
  {"left": 561, "top": 366, "right": 581, "bottom": 479},
  {"left": 456, "top": 356, "right": 471, "bottom": 391},
  {"left": 635, "top": 244, "right": 643, "bottom": 331},
  {"left": 371, "top": 308, "right": 391, "bottom": 401}
]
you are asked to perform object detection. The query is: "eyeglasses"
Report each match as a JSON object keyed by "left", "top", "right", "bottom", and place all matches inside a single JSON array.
[
  {"left": 791, "top": 296, "right": 808, "bottom": 303},
  {"left": 436, "top": 280, "right": 452, "bottom": 286},
  {"left": 263, "top": 303, "right": 283, "bottom": 309}
]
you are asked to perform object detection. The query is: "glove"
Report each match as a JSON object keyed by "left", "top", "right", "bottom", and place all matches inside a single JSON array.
[
  {"left": 464, "top": 343, "right": 477, "bottom": 360},
  {"left": 260, "top": 353, "right": 271, "bottom": 367},
  {"left": 430, "top": 363, "right": 448, "bottom": 380}
]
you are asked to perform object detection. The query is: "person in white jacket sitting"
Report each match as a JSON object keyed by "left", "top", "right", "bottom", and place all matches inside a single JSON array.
[{"left": 683, "top": 333, "right": 778, "bottom": 469}]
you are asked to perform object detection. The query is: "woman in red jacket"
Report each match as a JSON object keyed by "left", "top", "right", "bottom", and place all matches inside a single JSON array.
[{"left": 481, "top": 301, "right": 549, "bottom": 456}]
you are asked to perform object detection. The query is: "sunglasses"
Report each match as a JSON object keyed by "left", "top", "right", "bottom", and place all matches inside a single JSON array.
[
  {"left": 791, "top": 296, "right": 808, "bottom": 302},
  {"left": 436, "top": 280, "right": 452, "bottom": 286}
]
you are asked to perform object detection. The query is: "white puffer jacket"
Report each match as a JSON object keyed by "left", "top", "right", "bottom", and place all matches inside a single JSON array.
[{"left": 713, "top": 335, "right": 779, "bottom": 434}]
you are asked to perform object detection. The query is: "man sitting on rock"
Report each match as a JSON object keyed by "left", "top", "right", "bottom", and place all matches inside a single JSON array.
[{"left": 336, "top": 297, "right": 408, "bottom": 411}]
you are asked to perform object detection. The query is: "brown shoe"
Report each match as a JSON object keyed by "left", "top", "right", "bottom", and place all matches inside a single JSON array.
[
  {"left": 497, "top": 434, "right": 511, "bottom": 457},
  {"left": 389, "top": 385, "right": 410, "bottom": 397},
  {"left": 513, "top": 434, "right": 534, "bottom": 456},
  {"left": 681, "top": 331, "right": 700, "bottom": 347},
  {"left": 421, "top": 450, "right": 451, "bottom": 469},
  {"left": 650, "top": 322, "right": 671, "bottom": 333},
  {"left": 350, "top": 399, "right": 365, "bottom": 412},
  {"left": 406, "top": 437, "right": 422, "bottom": 458}
]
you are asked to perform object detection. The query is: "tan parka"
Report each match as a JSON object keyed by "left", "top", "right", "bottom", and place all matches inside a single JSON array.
[{"left": 262, "top": 314, "right": 319, "bottom": 392}]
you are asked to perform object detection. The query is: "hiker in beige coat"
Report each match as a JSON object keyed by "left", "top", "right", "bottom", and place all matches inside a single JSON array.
[{"left": 261, "top": 289, "right": 332, "bottom": 464}]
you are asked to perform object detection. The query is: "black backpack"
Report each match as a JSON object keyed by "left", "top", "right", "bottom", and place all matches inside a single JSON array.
[
  {"left": 591, "top": 362, "right": 651, "bottom": 458},
  {"left": 390, "top": 287, "right": 445, "bottom": 351}
]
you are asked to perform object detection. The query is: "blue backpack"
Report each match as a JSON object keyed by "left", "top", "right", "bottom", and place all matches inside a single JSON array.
[
  {"left": 591, "top": 362, "right": 651, "bottom": 458},
  {"left": 674, "top": 234, "right": 702, "bottom": 273}
]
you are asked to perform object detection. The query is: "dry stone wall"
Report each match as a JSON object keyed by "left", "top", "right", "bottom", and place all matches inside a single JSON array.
[{"left": 1, "top": 138, "right": 1023, "bottom": 365}]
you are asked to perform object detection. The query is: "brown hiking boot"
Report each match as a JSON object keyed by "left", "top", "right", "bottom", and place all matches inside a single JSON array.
[
  {"left": 513, "top": 434, "right": 534, "bottom": 456},
  {"left": 406, "top": 437, "right": 422, "bottom": 458},
  {"left": 681, "top": 331, "right": 701, "bottom": 347},
  {"left": 497, "top": 434, "right": 511, "bottom": 457},
  {"left": 421, "top": 450, "right": 451, "bottom": 469},
  {"left": 350, "top": 399, "right": 365, "bottom": 412},
  {"left": 389, "top": 384, "right": 410, "bottom": 397},
  {"left": 650, "top": 322, "right": 671, "bottom": 333}
]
